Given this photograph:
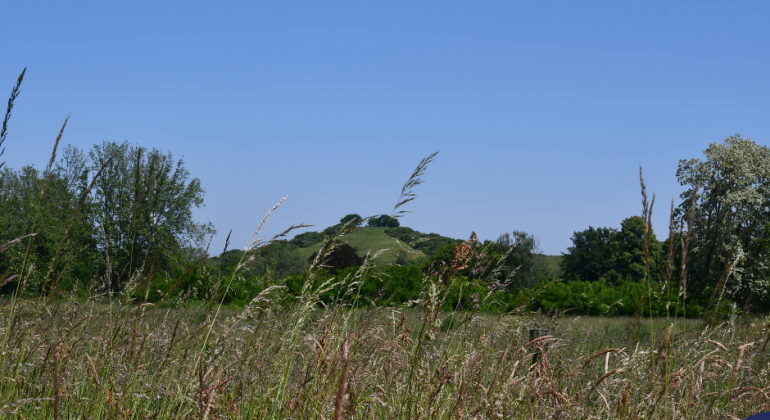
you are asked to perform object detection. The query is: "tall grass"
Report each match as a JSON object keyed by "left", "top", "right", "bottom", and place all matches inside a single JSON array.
[
  {"left": 0, "top": 84, "right": 768, "bottom": 419},
  {"left": 0, "top": 290, "right": 767, "bottom": 418}
]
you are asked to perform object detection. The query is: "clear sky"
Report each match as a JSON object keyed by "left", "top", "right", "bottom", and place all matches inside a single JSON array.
[{"left": 3, "top": 1, "right": 770, "bottom": 255}]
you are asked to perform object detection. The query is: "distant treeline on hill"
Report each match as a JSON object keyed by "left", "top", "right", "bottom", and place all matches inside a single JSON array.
[
  {"left": 3, "top": 121, "right": 769, "bottom": 315},
  {"left": 206, "top": 206, "right": 763, "bottom": 315}
]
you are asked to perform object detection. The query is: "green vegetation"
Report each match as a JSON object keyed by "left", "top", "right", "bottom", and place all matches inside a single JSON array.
[
  {"left": 1, "top": 70, "right": 770, "bottom": 418},
  {"left": 2, "top": 71, "right": 769, "bottom": 318},
  {"left": 677, "top": 135, "right": 770, "bottom": 313},
  {"left": 383, "top": 226, "right": 461, "bottom": 256},
  {"left": 295, "top": 227, "right": 426, "bottom": 264},
  {"left": 366, "top": 214, "right": 400, "bottom": 228},
  {"left": 540, "top": 254, "right": 563, "bottom": 277},
  {"left": 560, "top": 215, "right": 664, "bottom": 285},
  {"left": 307, "top": 241, "right": 364, "bottom": 274}
]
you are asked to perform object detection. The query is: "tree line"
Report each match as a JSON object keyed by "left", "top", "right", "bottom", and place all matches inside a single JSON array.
[
  {"left": 3, "top": 135, "right": 768, "bottom": 315},
  {"left": 0, "top": 141, "right": 214, "bottom": 295},
  {"left": 2, "top": 71, "right": 768, "bottom": 314},
  {"left": 558, "top": 135, "right": 770, "bottom": 313}
]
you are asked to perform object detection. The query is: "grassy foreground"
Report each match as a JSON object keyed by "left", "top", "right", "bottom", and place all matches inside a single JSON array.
[{"left": 0, "top": 286, "right": 768, "bottom": 419}]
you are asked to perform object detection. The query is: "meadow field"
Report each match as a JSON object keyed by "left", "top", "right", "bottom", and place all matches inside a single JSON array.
[
  {"left": 0, "top": 283, "right": 768, "bottom": 419},
  {"left": 1, "top": 73, "right": 769, "bottom": 419},
  {"left": 0, "top": 144, "right": 768, "bottom": 419}
]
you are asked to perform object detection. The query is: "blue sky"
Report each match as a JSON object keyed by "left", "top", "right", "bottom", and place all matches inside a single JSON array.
[{"left": 3, "top": 1, "right": 770, "bottom": 255}]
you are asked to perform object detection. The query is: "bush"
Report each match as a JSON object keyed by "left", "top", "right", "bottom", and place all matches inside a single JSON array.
[
  {"left": 308, "top": 241, "right": 364, "bottom": 274},
  {"left": 534, "top": 279, "right": 706, "bottom": 317}
]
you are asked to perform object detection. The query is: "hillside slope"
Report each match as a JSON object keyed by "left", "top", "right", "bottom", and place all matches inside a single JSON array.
[{"left": 295, "top": 227, "right": 425, "bottom": 264}]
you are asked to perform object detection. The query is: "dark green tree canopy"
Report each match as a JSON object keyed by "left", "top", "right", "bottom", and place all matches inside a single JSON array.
[
  {"left": 0, "top": 160, "right": 98, "bottom": 292},
  {"left": 339, "top": 214, "right": 362, "bottom": 226},
  {"left": 290, "top": 231, "right": 325, "bottom": 248},
  {"left": 423, "top": 230, "right": 554, "bottom": 291},
  {"left": 560, "top": 226, "right": 617, "bottom": 282},
  {"left": 384, "top": 226, "right": 461, "bottom": 255},
  {"left": 494, "top": 231, "right": 548, "bottom": 290},
  {"left": 560, "top": 216, "right": 663, "bottom": 284},
  {"left": 308, "top": 241, "right": 364, "bottom": 274},
  {"left": 367, "top": 214, "right": 400, "bottom": 228}
]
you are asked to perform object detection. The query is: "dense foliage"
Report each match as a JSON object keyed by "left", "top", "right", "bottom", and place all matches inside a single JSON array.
[
  {"left": 307, "top": 241, "right": 364, "bottom": 274},
  {"left": 367, "top": 214, "right": 400, "bottom": 227},
  {"left": 2, "top": 69, "right": 769, "bottom": 315},
  {"left": 0, "top": 140, "right": 214, "bottom": 294},
  {"left": 383, "top": 226, "right": 461, "bottom": 255},
  {"left": 677, "top": 135, "right": 770, "bottom": 312},
  {"left": 560, "top": 216, "right": 666, "bottom": 284},
  {"left": 339, "top": 213, "right": 362, "bottom": 226}
]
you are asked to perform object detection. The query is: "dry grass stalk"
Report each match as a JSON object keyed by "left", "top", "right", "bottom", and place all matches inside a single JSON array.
[{"left": 0, "top": 68, "right": 25, "bottom": 170}]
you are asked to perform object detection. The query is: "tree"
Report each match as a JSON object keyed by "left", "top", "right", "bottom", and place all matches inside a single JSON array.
[
  {"left": 0, "top": 141, "right": 215, "bottom": 293},
  {"left": 607, "top": 216, "right": 664, "bottom": 284},
  {"left": 367, "top": 214, "right": 400, "bottom": 228},
  {"left": 0, "top": 153, "right": 99, "bottom": 292},
  {"left": 495, "top": 231, "right": 550, "bottom": 290},
  {"left": 340, "top": 214, "right": 362, "bottom": 226},
  {"left": 290, "top": 231, "right": 325, "bottom": 248},
  {"left": 308, "top": 241, "right": 364, "bottom": 274},
  {"left": 560, "top": 217, "right": 663, "bottom": 285},
  {"left": 677, "top": 135, "right": 770, "bottom": 309},
  {"left": 384, "top": 226, "right": 461, "bottom": 256},
  {"left": 560, "top": 226, "right": 617, "bottom": 282},
  {"left": 86, "top": 141, "right": 215, "bottom": 291}
]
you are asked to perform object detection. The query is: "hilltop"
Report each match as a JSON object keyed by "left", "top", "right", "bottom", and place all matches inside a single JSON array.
[
  {"left": 294, "top": 227, "right": 427, "bottom": 263},
  {"left": 209, "top": 223, "right": 463, "bottom": 279}
]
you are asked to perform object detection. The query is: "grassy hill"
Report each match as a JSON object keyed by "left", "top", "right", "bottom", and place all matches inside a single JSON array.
[{"left": 295, "top": 227, "right": 425, "bottom": 264}]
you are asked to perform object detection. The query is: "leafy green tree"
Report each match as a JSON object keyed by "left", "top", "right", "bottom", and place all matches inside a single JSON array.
[
  {"left": 359, "top": 265, "right": 423, "bottom": 306},
  {"left": 560, "top": 217, "right": 663, "bottom": 285},
  {"left": 422, "top": 242, "right": 460, "bottom": 273},
  {"left": 0, "top": 141, "right": 215, "bottom": 294},
  {"left": 308, "top": 241, "right": 364, "bottom": 274},
  {"left": 677, "top": 135, "right": 770, "bottom": 309},
  {"left": 0, "top": 147, "right": 99, "bottom": 292},
  {"left": 367, "top": 214, "right": 400, "bottom": 228},
  {"left": 422, "top": 231, "right": 551, "bottom": 292},
  {"left": 607, "top": 216, "right": 664, "bottom": 284},
  {"left": 289, "top": 231, "right": 325, "bottom": 248},
  {"left": 494, "top": 231, "right": 551, "bottom": 289},
  {"left": 339, "top": 214, "right": 362, "bottom": 226},
  {"left": 560, "top": 226, "right": 617, "bottom": 282},
  {"left": 86, "top": 141, "right": 215, "bottom": 291},
  {"left": 211, "top": 242, "right": 308, "bottom": 281}
]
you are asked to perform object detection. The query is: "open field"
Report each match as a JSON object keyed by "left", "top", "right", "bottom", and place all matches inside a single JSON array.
[{"left": 0, "top": 288, "right": 768, "bottom": 419}]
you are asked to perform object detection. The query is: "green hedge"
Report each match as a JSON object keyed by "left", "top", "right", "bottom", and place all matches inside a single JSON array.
[
  {"left": 144, "top": 263, "right": 717, "bottom": 317},
  {"left": 533, "top": 280, "right": 705, "bottom": 317}
]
